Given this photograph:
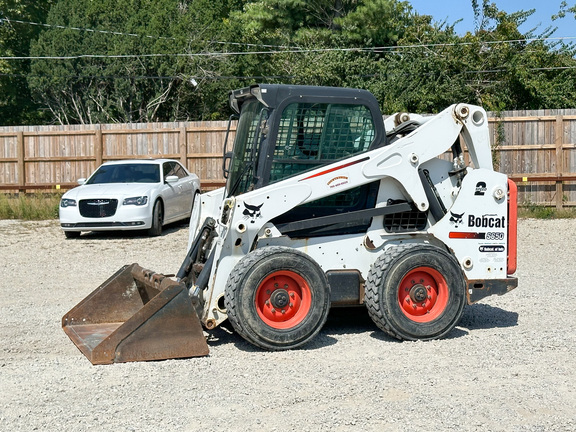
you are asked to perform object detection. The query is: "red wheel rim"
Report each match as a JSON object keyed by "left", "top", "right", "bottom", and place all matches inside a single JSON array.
[
  {"left": 397, "top": 267, "right": 449, "bottom": 323},
  {"left": 255, "top": 271, "right": 312, "bottom": 329}
]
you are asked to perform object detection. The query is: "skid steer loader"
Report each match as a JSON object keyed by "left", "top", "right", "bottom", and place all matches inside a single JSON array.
[{"left": 63, "top": 84, "right": 518, "bottom": 364}]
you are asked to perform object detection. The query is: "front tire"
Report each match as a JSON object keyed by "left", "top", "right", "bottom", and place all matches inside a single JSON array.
[
  {"left": 148, "top": 200, "right": 163, "bottom": 236},
  {"left": 64, "top": 231, "right": 80, "bottom": 239},
  {"left": 365, "top": 243, "right": 466, "bottom": 341},
  {"left": 225, "top": 246, "right": 330, "bottom": 350}
]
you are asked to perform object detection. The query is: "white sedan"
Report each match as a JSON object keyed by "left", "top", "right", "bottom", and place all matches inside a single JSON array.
[{"left": 59, "top": 159, "right": 200, "bottom": 238}]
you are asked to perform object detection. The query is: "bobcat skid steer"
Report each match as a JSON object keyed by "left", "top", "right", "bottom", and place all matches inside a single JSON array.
[{"left": 63, "top": 84, "right": 518, "bottom": 364}]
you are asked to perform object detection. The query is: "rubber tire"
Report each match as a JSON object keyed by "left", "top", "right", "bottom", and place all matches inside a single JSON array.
[
  {"left": 148, "top": 200, "right": 163, "bottom": 237},
  {"left": 64, "top": 231, "right": 80, "bottom": 239},
  {"left": 365, "top": 243, "right": 466, "bottom": 341},
  {"left": 224, "top": 246, "right": 331, "bottom": 351}
]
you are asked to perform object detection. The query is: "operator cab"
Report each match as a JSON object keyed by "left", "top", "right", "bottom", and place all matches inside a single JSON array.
[
  {"left": 223, "top": 84, "right": 388, "bottom": 237},
  {"left": 225, "top": 84, "right": 387, "bottom": 195}
]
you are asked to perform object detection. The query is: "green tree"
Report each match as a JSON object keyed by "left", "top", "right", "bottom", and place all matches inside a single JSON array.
[
  {"left": 554, "top": 1, "right": 576, "bottom": 20},
  {"left": 372, "top": 0, "right": 576, "bottom": 113},
  {"left": 0, "top": 0, "right": 54, "bottom": 125},
  {"left": 463, "top": 0, "right": 576, "bottom": 110},
  {"left": 28, "top": 0, "right": 239, "bottom": 123},
  {"left": 29, "top": 0, "right": 187, "bottom": 123},
  {"left": 227, "top": 0, "right": 420, "bottom": 90},
  {"left": 13, "top": 0, "right": 576, "bottom": 125}
]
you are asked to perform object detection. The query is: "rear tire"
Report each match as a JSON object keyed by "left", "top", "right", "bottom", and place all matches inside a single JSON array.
[
  {"left": 365, "top": 243, "right": 465, "bottom": 341},
  {"left": 225, "top": 246, "right": 330, "bottom": 350},
  {"left": 148, "top": 200, "right": 163, "bottom": 237}
]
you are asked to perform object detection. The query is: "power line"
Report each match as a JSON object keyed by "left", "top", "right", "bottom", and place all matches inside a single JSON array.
[
  {"left": 4, "top": 48, "right": 364, "bottom": 61},
  {"left": 0, "top": 72, "right": 295, "bottom": 81},
  {"left": 1, "top": 35, "right": 575, "bottom": 62},
  {"left": 0, "top": 17, "right": 292, "bottom": 50},
  {"left": 2, "top": 64, "right": 575, "bottom": 82},
  {"left": 2, "top": 14, "right": 576, "bottom": 61},
  {"left": 0, "top": 17, "right": 176, "bottom": 40},
  {"left": 1, "top": 15, "right": 575, "bottom": 63}
]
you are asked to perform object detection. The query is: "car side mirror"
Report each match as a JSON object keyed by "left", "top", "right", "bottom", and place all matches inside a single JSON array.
[
  {"left": 77, "top": 178, "right": 86, "bottom": 185},
  {"left": 165, "top": 175, "right": 179, "bottom": 183}
]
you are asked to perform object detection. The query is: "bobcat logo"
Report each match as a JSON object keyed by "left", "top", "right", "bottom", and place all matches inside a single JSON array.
[
  {"left": 243, "top": 202, "right": 263, "bottom": 223},
  {"left": 449, "top": 211, "right": 464, "bottom": 227}
]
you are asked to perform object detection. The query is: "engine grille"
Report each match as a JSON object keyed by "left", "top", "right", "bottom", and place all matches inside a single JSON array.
[
  {"left": 384, "top": 208, "right": 428, "bottom": 233},
  {"left": 79, "top": 199, "right": 118, "bottom": 218}
]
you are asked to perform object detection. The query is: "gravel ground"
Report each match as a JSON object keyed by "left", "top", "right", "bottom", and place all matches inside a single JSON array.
[{"left": 0, "top": 218, "right": 575, "bottom": 432}]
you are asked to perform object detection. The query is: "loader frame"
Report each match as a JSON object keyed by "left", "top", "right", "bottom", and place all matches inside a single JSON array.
[{"left": 63, "top": 84, "right": 517, "bottom": 363}]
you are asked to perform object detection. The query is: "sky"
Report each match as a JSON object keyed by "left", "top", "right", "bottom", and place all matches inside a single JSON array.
[{"left": 408, "top": 0, "right": 576, "bottom": 38}]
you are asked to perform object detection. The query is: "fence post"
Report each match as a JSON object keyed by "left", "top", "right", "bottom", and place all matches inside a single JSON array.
[
  {"left": 555, "top": 115, "right": 564, "bottom": 210},
  {"left": 16, "top": 131, "right": 25, "bottom": 193},
  {"left": 95, "top": 127, "right": 103, "bottom": 167},
  {"left": 179, "top": 127, "right": 187, "bottom": 167}
]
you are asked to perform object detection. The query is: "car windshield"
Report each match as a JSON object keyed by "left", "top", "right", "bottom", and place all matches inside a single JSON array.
[{"left": 86, "top": 163, "right": 160, "bottom": 184}]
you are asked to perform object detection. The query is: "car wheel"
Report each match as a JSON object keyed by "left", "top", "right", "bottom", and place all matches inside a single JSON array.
[
  {"left": 148, "top": 200, "right": 163, "bottom": 237},
  {"left": 64, "top": 231, "right": 80, "bottom": 239}
]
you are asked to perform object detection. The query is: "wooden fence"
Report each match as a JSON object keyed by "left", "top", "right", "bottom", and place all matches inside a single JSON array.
[
  {"left": 0, "top": 121, "right": 233, "bottom": 192},
  {"left": 1, "top": 110, "right": 576, "bottom": 207},
  {"left": 490, "top": 109, "right": 576, "bottom": 209}
]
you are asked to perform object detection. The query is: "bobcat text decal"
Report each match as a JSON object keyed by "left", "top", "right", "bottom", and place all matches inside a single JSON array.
[{"left": 468, "top": 214, "right": 506, "bottom": 228}]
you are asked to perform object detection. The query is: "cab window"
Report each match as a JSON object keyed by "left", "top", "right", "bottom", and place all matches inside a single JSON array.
[{"left": 269, "top": 103, "right": 375, "bottom": 183}]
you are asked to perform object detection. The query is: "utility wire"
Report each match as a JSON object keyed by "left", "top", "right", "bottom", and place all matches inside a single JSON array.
[
  {"left": 1, "top": 16, "right": 574, "bottom": 63},
  {"left": 0, "top": 17, "right": 292, "bottom": 49},
  {"left": 0, "top": 17, "right": 176, "bottom": 40},
  {"left": 4, "top": 16, "right": 576, "bottom": 51},
  {"left": 2, "top": 64, "right": 575, "bottom": 82},
  {"left": 1, "top": 36, "right": 575, "bottom": 61},
  {"left": 0, "top": 72, "right": 295, "bottom": 81}
]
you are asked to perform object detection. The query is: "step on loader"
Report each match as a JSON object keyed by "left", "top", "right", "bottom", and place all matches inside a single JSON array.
[{"left": 63, "top": 84, "right": 518, "bottom": 364}]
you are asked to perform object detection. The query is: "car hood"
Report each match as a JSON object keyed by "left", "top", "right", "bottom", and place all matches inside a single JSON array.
[{"left": 63, "top": 183, "right": 155, "bottom": 200}]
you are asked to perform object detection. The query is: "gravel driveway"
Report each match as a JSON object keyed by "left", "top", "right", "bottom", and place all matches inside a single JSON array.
[{"left": 0, "top": 219, "right": 575, "bottom": 431}]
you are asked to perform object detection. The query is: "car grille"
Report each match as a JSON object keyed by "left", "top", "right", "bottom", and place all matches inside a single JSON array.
[{"left": 79, "top": 199, "right": 118, "bottom": 218}]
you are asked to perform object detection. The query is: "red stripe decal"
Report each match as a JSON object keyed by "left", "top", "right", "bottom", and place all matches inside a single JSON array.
[
  {"left": 300, "top": 156, "right": 370, "bottom": 181},
  {"left": 449, "top": 232, "right": 486, "bottom": 239}
]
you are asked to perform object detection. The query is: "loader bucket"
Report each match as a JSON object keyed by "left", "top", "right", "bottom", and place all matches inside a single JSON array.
[{"left": 62, "top": 263, "right": 209, "bottom": 365}]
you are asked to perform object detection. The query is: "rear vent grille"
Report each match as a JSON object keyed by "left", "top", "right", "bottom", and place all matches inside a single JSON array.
[{"left": 79, "top": 199, "right": 118, "bottom": 218}]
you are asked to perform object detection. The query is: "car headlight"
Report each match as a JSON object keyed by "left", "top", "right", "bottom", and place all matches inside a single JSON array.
[
  {"left": 60, "top": 198, "right": 77, "bottom": 208},
  {"left": 123, "top": 196, "right": 148, "bottom": 206}
]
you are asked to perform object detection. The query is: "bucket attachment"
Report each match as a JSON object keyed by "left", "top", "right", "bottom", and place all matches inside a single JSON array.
[{"left": 62, "top": 263, "right": 209, "bottom": 365}]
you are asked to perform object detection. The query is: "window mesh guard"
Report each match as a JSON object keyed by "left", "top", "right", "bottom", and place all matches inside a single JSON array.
[{"left": 270, "top": 103, "right": 375, "bottom": 183}]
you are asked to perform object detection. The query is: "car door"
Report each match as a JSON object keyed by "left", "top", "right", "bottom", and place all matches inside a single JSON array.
[
  {"left": 161, "top": 161, "right": 180, "bottom": 222},
  {"left": 172, "top": 162, "right": 195, "bottom": 216}
]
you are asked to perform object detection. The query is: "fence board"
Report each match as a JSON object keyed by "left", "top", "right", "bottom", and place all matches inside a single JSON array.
[{"left": 1, "top": 111, "right": 576, "bottom": 206}]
